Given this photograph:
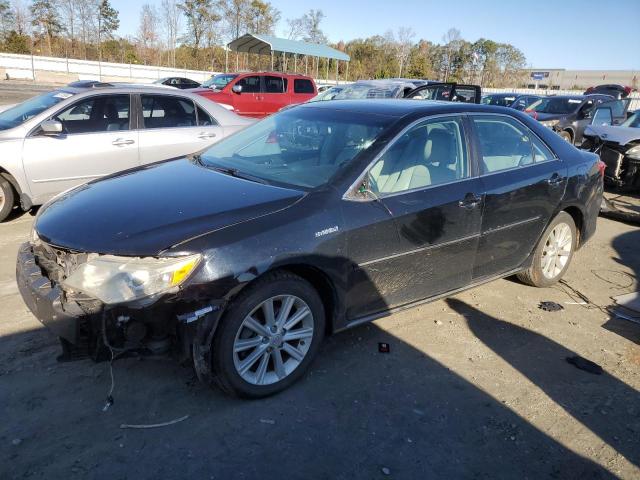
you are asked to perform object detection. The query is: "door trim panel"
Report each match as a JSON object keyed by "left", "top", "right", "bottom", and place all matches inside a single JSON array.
[
  {"left": 359, "top": 232, "right": 481, "bottom": 267},
  {"left": 482, "top": 215, "right": 541, "bottom": 234}
]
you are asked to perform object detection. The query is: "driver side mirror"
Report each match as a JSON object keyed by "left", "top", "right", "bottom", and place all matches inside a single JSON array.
[
  {"left": 232, "top": 84, "right": 242, "bottom": 94},
  {"left": 40, "top": 119, "right": 63, "bottom": 136}
]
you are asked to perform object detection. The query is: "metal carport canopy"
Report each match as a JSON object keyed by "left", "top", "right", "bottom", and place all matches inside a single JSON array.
[{"left": 227, "top": 34, "right": 350, "bottom": 62}]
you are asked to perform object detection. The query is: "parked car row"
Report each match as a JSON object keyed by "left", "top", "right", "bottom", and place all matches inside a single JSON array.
[
  {"left": 0, "top": 82, "right": 253, "bottom": 222},
  {"left": 482, "top": 85, "right": 636, "bottom": 148},
  {"left": 14, "top": 95, "right": 604, "bottom": 397}
]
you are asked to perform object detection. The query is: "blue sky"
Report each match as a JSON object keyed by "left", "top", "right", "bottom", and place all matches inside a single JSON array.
[{"left": 110, "top": 0, "right": 640, "bottom": 70}]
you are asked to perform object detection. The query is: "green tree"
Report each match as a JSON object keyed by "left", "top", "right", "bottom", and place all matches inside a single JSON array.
[
  {"left": 98, "top": 0, "right": 120, "bottom": 40},
  {"left": 30, "top": 0, "right": 62, "bottom": 55},
  {"left": 180, "top": 0, "right": 219, "bottom": 52},
  {"left": 246, "top": 0, "right": 279, "bottom": 35},
  {"left": 3, "top": 30, "right": 31, "bottom": 53},
  {"left": 0, "top": 0, "right": 14, "bottom": 40},
  {"left": 98, "top": 0, "right": 120, "bottom": 61}
]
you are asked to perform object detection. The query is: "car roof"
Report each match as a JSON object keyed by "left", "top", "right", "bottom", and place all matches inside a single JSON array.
[
  {"left": 229, "top": 71, "right": 315, "bottom": 79},
  {"left": 296, "top": 99, "right": 517, "bottom": 117},
  {"left": 58, "top": 82, "right": 201, "bottom": 96}
]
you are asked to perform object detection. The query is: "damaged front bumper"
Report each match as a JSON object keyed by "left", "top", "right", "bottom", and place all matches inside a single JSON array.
[
  {"left": 596, "top": 142, "right": 640, "bottom": 191},
  {"left": 16, "top": 241, "right": 225, "bottom": 375},
  {"left": 16, "top": 242, "right": 86, "bottom": 343}
]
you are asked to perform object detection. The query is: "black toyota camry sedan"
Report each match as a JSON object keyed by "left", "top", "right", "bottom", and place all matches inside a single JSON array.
[{"left": 17, "top": 100, "right": 604, "bottom": 398}]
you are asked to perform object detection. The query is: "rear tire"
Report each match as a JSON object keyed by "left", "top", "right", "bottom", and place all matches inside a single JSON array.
[
  {"left": 211, "top": 271, "right": 325, "bottom": 398},
  {"left": 0, "top": 177, "right": 15, "bottom": 222},
  {"left": 517, "top": 211, "right": 577, "bottom": 287}
]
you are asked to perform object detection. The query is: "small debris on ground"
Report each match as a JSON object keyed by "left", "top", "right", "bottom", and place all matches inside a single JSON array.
[
  {"left": 120, "top": 414, "right": 189, "bottom": 429},
  {"left": 539, "top": 301, "right": 564, "bottom": 312},
  {"left": 259, "top": 418, "right": 276, "bottom": 425},
  {"left": 381, "top": 466, "right": 391, "bottom": 475},
  {"left": 12, "top": 438, "right": 22, "bottom": 446},
  {"left": 566, "top": 356, "right": 603, "bottom": 375},
  {"left": 434, "top": 320, "right": 443, "bottom": 326}
]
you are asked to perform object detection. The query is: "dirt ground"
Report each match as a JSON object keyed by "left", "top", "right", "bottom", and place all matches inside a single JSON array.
[
  {"left": 0, "top": 204, "right": 638, "bottom": 480},
  {"left": 0, "top": 85, "right": 639, "bottom": 479}
]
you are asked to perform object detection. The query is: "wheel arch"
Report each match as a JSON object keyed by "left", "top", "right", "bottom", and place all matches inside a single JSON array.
[
  {"left": 0, "top": 167, "right": 22, "bottom": 197},
  {"left": 561, "top": 127, "right": 575, "bottom": 142},
  {"left": 561, "top": 204, "right": 584, "bottom": 247},
  {"left": 271, "top": 263, "right": 339, "bottom": 336},
  {"left": 221, "top": 262, "right": 341, "bottom": 336}
]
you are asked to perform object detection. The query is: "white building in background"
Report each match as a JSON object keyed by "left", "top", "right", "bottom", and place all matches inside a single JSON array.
[{"left": 523, "top": 69, "right": 639, "bottom": 90}]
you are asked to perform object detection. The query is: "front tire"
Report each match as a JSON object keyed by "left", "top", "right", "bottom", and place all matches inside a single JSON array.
[
  {"left": 517, "top": 211, "right": 577, "bottom": 287},
  {"left": 211, "top": 271, "right": 325, "bottom": 398},
  {"left": 0, "top": 177, "right": 16, "bottom": 222}
]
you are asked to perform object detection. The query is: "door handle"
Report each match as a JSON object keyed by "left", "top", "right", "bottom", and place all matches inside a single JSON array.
[
  {"left": 547, "top": 173, "right": 563, "bottom": 186},
  {"left": 197, "top": 132, "right": 217, "bottom": 139},
  {"left": 458, "top": 193, "right": 482, "bottom": 209},
  {"left": 112, "top": 138, "right": 135, "bottom": 146}
]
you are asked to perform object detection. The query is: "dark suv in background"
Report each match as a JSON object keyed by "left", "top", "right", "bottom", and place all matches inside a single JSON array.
[{"left": 526, "top": 94, "right": 622, "bottom": 144}]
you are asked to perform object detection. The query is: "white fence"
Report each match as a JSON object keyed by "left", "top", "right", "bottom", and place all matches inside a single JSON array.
[
  {"left": 484, "top": 87, "right": 640, "bottom": 111},
  {"left": 0, "top": 52, "right": 217, "bottom": 83}
]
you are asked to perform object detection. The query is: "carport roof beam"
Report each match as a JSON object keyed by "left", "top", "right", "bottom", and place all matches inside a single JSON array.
[{"left": 227, "top": 34, "right": 350, "bottom": 63}]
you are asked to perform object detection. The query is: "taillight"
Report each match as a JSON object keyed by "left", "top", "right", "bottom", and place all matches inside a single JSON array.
[
  {"left": 624, "top": 86, "right": 632, "bottom": 96},
  {"left": 597, "top": 160, "right": 606, "bottom": 178}
]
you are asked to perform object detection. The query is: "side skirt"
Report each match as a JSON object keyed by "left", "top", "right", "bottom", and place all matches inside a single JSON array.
[{"left": 338, "top": 267, "right": 524, "bottom": 332}]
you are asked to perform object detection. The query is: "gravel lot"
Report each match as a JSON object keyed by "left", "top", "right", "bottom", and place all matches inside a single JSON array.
[{"left": 0, "top": 85, "right": 639, "bottom": 479}]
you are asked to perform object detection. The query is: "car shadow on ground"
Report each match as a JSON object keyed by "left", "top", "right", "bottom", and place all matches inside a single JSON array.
[
  {"left": 1, "top": 314, "right": 623, "bottom": 479},
  {"left": 447, "top": 298, "right": 640, "bottom": 471}
]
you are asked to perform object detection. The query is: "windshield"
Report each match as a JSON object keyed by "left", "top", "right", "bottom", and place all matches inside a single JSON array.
[
  {"left": 481, "top": 94, "right": 517, "bottom": 107},
  {"left": 202, "top": 74, "right": 238, "bottom": 89},
  {"left": 528, "top": 97, "right": 583, "bottom": 114},
  {"left": 0, "top": 90, "right": 73, "bottom": 131},
  {"left": 309, "top": 87, "right": 343, "bottom": 102},
  {"left": 333, "top": 84, "right": 401, "bottom": 100},
  {"left": 621, "top": 112, "right": 640, "bottom": 128},
  {"left": 199, "top": 107, "right": 391, "bottom": 189}
]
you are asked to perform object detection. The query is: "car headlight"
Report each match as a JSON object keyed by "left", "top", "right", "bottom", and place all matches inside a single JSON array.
[
  {"left": 540, "top": 120, "right": 559, "bottom": 128},
  {"left": 62, "top": 254, "right": 201, "bottom": 305},
  {"left": 626, "top": 145, "right": 640, "bottom": 160}
]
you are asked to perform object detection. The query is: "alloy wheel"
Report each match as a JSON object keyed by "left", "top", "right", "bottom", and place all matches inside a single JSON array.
[
  {"left": 541, "top": 222, "right": 572, "bottom": 279},
  {"left": 232, "top": 295, "right": 314, "bottom": 386}
]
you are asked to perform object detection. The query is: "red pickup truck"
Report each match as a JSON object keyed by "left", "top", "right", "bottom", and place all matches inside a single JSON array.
[{"left": 192, "top": 72, "right": 317, "bottom": 118}]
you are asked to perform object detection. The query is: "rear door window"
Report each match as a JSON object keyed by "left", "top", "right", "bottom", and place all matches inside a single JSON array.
[
  {"left": 196, "top": 104, "right": 217, "bottom": 126},
  {"left": 54, "top": 94, "right": 130, "bottom": 134},
  {"left": 264, "top": 76, "right": 285, "bottom": 93},
  {"left": 472, "top": 115, "right": 537, "bottom": 172},
  {"left": 294, "top": 79, "right": 315, "bottom": 94},
  {"left": 141, "top": 95, "right": 197, "bottom": 129},
  {"left": 236, "top": 76, "right": 261, "bottom": 93}
]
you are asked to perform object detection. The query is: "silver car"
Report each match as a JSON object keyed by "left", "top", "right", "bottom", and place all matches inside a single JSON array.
[{"left": 0, "top": 82, "right": 254, "bottom": 221}]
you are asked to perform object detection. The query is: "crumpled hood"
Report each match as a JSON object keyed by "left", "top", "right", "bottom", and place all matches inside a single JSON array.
[
  {"left": 35, "top": 159, "right": 304, "bottom": 256},
  {"left": 583, "top": 124, "right": 640, "bottom": 145}
]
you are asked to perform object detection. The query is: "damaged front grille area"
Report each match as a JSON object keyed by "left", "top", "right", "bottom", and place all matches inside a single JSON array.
[
  {"left": 33, "top": 241, "right": 89, "bottom": 284},
  {"left": 32, "top": 241, "right": 102, "bottom": 314},
  {"left": 599, "top": 141, "right": 640, "bottom": 190}
]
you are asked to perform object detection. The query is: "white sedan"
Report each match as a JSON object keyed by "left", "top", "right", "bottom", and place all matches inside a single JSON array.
[{"left": 0, "top": 81, "right": 254, "bottom": 222}]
